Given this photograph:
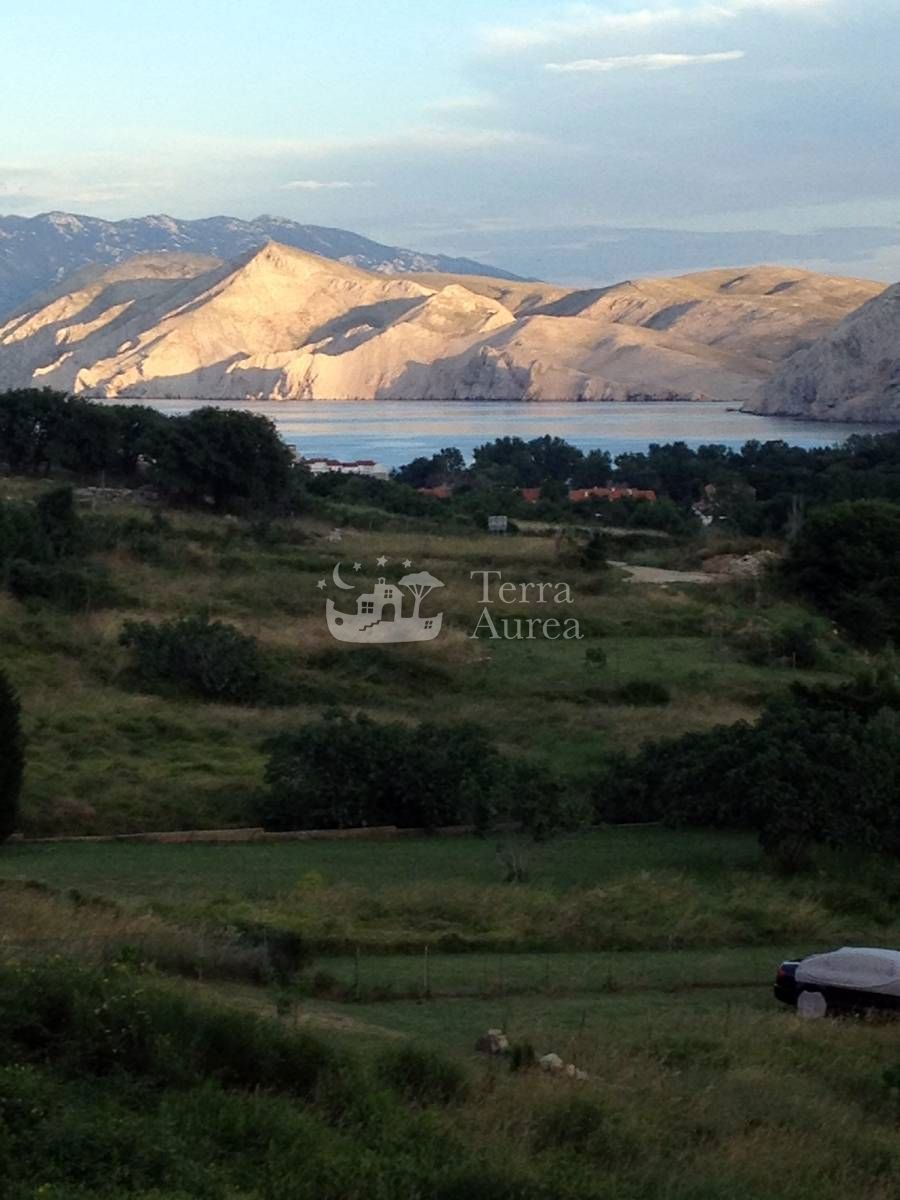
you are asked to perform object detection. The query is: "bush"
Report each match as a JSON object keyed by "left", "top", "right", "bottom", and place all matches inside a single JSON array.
[
  {"left": 261, "top": 713, "right": 505, "bottom": 832},
  {"left": 0, "top": 486, "right": 83, "bottom": 569},
  {"left": 0, "top": 486, "right": 117, "bottom": 610},
  {"left": 5, "top": 559, "right": 121, "bottom": 611},
  {"left": 596, "top": 673, "right": 900, "bottom": 868},
  {"left": 503, "top": 760, "right": 591, "bottom": 842},
  {"left": 731, "top": 618, "right": 821, "bottom": 669},
  {"left": 579, "top": 531, "right": 611, "bottom": 571},
  {"left": 0, "top": 670, "right": 24, "bottom": 842},
  {"left": 585, "top": 644, "right": 608, "bottom": 669},
  {"left": 261, "top": 714, "right": 581, "bottom": 837},
  {"left": 119, "top": 614, "right": 263, "bottom": 703},
  {"left": 375, "top": 1044, "right": 468, "bottom": 1106},
  {"left": 785, "top": 500, "right": 900, "bottom": 647},
  {"left": 0, "top": 962, "right": 339, "bottom": 1102}
]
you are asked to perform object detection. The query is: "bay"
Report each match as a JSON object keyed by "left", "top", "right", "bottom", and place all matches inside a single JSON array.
[{"left": 117, "top": 399, "right": 900, "bottom": 468}]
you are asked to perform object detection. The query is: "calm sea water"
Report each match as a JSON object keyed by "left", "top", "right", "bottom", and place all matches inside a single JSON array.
[{"left": 126, "top": 400, "right": 900, "bottom": 468}]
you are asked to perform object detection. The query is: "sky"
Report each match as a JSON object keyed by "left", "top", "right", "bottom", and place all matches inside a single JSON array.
[{"left": 1, "top": 0, "right": 898, "bottom": 283}]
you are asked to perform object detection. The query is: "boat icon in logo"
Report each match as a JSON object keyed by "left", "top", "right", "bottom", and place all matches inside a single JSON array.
[{"left": 323, "top": 565, "right": 445, "bottom": 644}]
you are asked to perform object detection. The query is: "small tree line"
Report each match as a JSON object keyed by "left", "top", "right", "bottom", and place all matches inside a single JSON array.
[
  {"left": 597, "top": 670, "right": 900, "bottom": 871},
  {"left": 0, "top": 388, "right": 295, "bottom": 512}
]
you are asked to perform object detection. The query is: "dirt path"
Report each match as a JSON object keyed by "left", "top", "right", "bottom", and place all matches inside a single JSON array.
[{"left": 610, "top": 561, "right": 726, "bottom": 585}]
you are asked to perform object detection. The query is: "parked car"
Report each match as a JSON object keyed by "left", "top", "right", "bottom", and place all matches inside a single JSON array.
[{"left": 775, "top": 947, "right": 900, "bottom": 1014}]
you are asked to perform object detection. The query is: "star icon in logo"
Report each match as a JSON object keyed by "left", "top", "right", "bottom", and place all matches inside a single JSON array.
[
  {"left": 402, "top": 559, "right": 413, "bottom": 568},
  {"left": 317, "top": 579, "right": 327, "bottom": 590},
  {"left": 376, "top": 555, "right": 388, "bottom": 567},
  {"left": 353, "top": 562, "right": 363, "bottom": 572}
]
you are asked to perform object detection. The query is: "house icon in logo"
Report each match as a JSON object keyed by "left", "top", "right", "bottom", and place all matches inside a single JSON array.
[{"left": 326, "top": 570, "right": 445, "bottom": 644}]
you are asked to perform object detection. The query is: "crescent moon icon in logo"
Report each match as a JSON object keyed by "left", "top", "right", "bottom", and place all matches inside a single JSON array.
[{"left": 332, "top": 562, "right": 355, "bottom": 590}]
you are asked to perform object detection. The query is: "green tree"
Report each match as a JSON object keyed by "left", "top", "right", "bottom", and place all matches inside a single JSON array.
[
  {"left": 394, "top": 446, "right": 465, "bottom": 489},
  {"left": 785, "top": 500, "right": 900, "bottom": 646},
  {"left": 0, "top": 388, "right": 67, "bottom": 475},
  {"left": 153, "top": 407, "right": 294, "bottom": 511},
  {"left": 0, "top": 670, "right": 24, "bottom": 842},
  {"left": 571, "top": 448, "right": 613, "bottom": 488}
]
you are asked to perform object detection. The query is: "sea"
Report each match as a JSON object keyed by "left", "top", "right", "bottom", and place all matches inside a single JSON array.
[{"left": 119, "top": 400, "right": 900, "bottom": 469}]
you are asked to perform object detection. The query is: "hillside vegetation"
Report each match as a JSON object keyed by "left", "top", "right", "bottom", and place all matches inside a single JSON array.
[{"left": 5, "top": 391, "right": 900, "bottom": 1198}]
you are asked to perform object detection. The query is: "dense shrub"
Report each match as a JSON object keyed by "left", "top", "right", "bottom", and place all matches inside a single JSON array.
[
  {"left": 119, "top": 614, "right": 263, "bottom": 703},
  {"left": 375, "top": 1044, "right": 468, "bottom": 1106},
  {"left": 579, "top": 530, "right": 611, "bottom": 571},
  {"left": 5, "top": 559, "right": 121, "bottom": 611},
  {"left": 0, "top": 961, "right": 337, "bottom": 1097},
  {"left": 785, "top": 500, "right": 900, "bottom": 647},
  {"left": 503, "top": 759, "right": 592, "bottom": 843},
  {"left": 261, "top": 714, "right": 583, "bottom": 838},
  {"left": 0, "top": 486, "right": 82, "bottom": 568},
  {"left": 0, "top": 486, "right": 120, "bottom": 610},
  {"left": 731, "top": 618, "right": 821, "bottom": 669},
  {"left": 597, "top": 673, "right": 900, "bottom": 869},
  {"left": 261, "top": 713, "right": 504, "bottom": 832},
  {"left": 152, "top": 406, "right": 294, "bottom": 511},
  {"left": 0, "top": 670, "right": 24, "bottom": 842}
]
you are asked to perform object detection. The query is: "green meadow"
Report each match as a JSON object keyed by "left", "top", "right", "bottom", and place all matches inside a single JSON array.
[
  {"left": 3, "top": 483, "right": 899, "bottom": 1200},
  {"left": 0, "top": 483, "right": 851, "bottom": 837}
]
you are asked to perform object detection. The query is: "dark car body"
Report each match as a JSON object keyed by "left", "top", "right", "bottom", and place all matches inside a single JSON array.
[
  {"left": 774, "top": 960, "right": 801, "bottom": 1006},
  {"left": 775, "top": 950, "right": 900, "bottom": 1014}
]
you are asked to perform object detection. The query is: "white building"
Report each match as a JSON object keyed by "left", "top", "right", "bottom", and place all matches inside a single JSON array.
[{"left": 302, "top": 457, "right": 390, "bottom": 480}]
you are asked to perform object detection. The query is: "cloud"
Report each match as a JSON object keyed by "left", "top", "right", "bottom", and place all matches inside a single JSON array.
[
  {"left": 174, "top": 126, "right": 548, "bottom": 163},
  {"left": 424, "top": 94, "right": 498, "bottom": 115},
  {"left": 416, "top": 221, "right": 900, "bottom": 286},
  {"left": 480, "top": 0, "right": 833, "bottom": 55},
  {"left": 546, "top": 50, "right": 746, "bottom": 72},
  {"left": 281, "top": 179, "right": 376, "bottom": 191}
]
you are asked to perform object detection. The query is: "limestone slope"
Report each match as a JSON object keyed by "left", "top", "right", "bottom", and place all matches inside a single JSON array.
[
  {"left": 0, "top": 247, "right": 884, "bottom": 403},
  {"left": 748, "top": 282, "right": 900, "bottom": 422}
]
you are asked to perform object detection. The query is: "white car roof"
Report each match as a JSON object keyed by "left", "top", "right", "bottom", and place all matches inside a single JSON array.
[{"left": 796, "top": 947, "right": 900, "bottom": 995}]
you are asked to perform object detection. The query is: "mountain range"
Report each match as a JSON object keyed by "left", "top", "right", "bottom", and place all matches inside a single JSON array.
[
  {"left": 0, "top": 211, "right": 524, "bottom": 319},
  {"left": 0, "top": 242, "right": 884, "bottom": 406},
  {"left": 746, "top": 282, "right": 900, "bottom": 423}
]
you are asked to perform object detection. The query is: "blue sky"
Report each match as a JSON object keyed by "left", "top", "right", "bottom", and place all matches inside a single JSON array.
[{"left": 2, "top": 0, "right": 898, "bottom": 282}]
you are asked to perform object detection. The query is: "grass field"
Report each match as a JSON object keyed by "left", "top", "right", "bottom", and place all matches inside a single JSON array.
[
  {"left": 6, "top": 829, "right": 900, "bottom": 1199},
  {"left": 7, "top": 824, "right": 900, "bottom": 1197},
  {"left": 0, "top": 485, "right": 856, "bottom": 836},
  {"left": 4, "top": 484, "right": 898, "bottom": 1197},
  {"left": 0, "top": 826, "right": 762, "bottom": 897}
]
